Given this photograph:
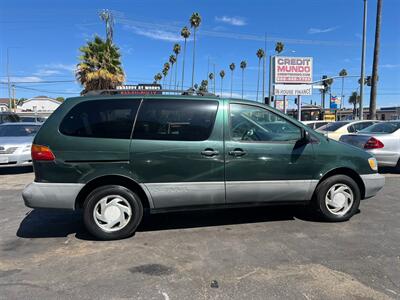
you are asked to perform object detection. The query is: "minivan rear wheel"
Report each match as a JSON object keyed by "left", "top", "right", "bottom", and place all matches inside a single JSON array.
[
  {"left": 83, "top": 185, "right": 143, "bottom": 240},
  {"left": 313, "top": 175, "right": 360, "bottom": 222}
]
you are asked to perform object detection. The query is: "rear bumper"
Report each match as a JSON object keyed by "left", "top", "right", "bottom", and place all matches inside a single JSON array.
[
  {"left": 360, "top": 173, "right": 385, "bottom": 199},
  {"left": 0, "top": 153, "right": 32, "bottom": 167},
  {"left": 22, "top": 182, "right": 84, "bottom": 210},
  {"left": 367, "top": 150, "right": 399, "bottom": 167}
]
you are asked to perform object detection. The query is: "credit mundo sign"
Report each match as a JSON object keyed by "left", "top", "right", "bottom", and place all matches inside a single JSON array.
[{"left": 274, "top": 57, "right": 313, "bottom": 84}]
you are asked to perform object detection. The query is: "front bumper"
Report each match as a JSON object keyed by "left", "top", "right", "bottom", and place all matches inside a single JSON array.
[
  {"left": 360, "top": 173, "right": 385, "bottom": 199},
  {"left": 22, "top": 182, "right": 84, "bottom": 210}
]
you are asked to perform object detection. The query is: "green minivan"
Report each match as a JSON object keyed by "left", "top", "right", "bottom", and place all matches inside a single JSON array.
[{"left": 22, "top": 94, "right": 385, "bottom": 240}]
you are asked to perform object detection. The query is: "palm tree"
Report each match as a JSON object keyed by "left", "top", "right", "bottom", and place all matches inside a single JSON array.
[
  {"left": 370, "top": 0, "right": 382, "bottom": 120},
  {"left": 229, "top": 63, "right": 235, "bottom": 97},
  {"left": 76, "top": 36, "right": 125, "bottom": 94},
  {"left": 199, "top": 79, "right": 208, "bottom": 93},
  {"left": 219, "top": 70, "right": 225, "bottom": 96},
  {"left": 169, "top": 55, "right": 176, "bottom": 89},
  {"left": 208, "top": 72, "right": 214, "bottom": 94},
  {"left": 173, "top": 43, "right": 181, "bottom": 89},
  {"left": 154, "top": 73, "right": 162, "bottom": 84},
  {"left": 240, "top": 61, "right": 247, "bottom": 99},
  {"left": 162, "top": 62, "right": 170, "bottom": 87},
  {"left": 349, "top": 91, "right": 360, "bottom": 118},
  {"left": 256, "top": 48, "right": 265, "bottom": 101},
  {"left": 189, "top": 12, "right": 202, "bottom": 88},
  {"left": 162, "top": 68, "right": 168, "bottom": 87},
  {"left": 275, "top": 42, "right": 284, "bottom": 54},
  {"left": 180, "top": 26, "right": 191, "bottom": 90},
  {"left": 99, "top": 9, "right": 114, "bottom": 43},
  {"left": 339, "top": 69, "right": 348, "bottom": 111}
]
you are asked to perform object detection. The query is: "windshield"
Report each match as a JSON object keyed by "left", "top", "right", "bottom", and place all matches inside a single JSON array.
[
  {"left": 0, "top": 124, "right": 40, "bottom": 137},
  {"left": 359, "top": 122, "right": 400, "bottom": 134},
  {"left": 319, "top": 122, "right": 349, "bottom": 132}
]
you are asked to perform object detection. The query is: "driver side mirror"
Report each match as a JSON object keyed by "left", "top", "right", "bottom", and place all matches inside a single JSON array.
[{"left": 300, "top": 128, "right": 312, "bottom": 144}]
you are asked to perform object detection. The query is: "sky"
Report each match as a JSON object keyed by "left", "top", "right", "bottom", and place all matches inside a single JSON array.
[{"left": 1, "top": 0, "right": 399, "bottom": 109}]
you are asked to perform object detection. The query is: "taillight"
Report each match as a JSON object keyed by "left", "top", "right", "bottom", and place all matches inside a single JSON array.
[
  {"left": 31, "top": 144, "right": 55, "bottom": 161},
  {"left": 364, "top": 137, "right": 384, "bottom": 149}
]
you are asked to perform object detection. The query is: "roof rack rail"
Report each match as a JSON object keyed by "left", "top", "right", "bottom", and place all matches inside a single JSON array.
[{"left": 83, "top": 88, "right": 218, "bottom": 97}]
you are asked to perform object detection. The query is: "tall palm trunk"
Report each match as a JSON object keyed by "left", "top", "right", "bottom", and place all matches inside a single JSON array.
[
  {"left": 230, "top": 70, "right": 233, "bottom": 97},
  {"left": 241, "top": 69, "right": 244, "bottom": 99},
  {"left": 169, "top": 64, "right": 174, "bottom": 89},
  {"left": 220, "top": 78, "right": 223, "bottom": 97},
  {"left": 191, "top": 29, "right": 196, "bottom": 88},
  {"left": 256, "top": 59, "right": 261, "bottom": 101},
  {"left": 175, "top": 54, "right": 178, "bottom": 90},
  {"left": 369, "top": 0, "right": 382, "bottom": 120},
  {"left": 181, "top": 39, "right": 187, "bottom": 90},
  {"left": 339, "top": 77, "right": 345, "bottom": 120}
]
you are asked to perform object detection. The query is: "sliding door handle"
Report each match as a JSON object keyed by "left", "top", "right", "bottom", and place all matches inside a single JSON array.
[
  {"left": 201, "top": 149, "right": 219, "bottom": 157},
  {"left": 228, "top": 148, "right": 247, "bottom": 157}
]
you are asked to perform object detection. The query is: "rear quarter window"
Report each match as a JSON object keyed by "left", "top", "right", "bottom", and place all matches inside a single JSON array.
[
  {"left": 133, "top": 99, "right": 218, "bottom": 141},
  {"left": 59, "top": 99, "right": 140, "bottom": 139}
]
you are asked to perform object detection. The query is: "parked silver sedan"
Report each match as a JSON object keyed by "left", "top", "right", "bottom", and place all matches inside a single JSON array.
[
  {"left": 0, "top": 122, "right": 41, "bottom": 167},
  {"left": 339, "top": 121, "right": 400, "bottom": 168}
]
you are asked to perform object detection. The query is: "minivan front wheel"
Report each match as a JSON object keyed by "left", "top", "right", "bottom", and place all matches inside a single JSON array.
[
  {"left": 314, "top": 175, "right": 360, "bottom": 222},
  {"left": 83, "top": 185, "right": 143, "bottom": 240}
]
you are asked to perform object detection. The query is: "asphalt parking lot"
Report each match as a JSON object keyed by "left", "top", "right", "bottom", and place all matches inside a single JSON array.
[{"left": 0, "top": 167, "right": 399, "bottom": 299}]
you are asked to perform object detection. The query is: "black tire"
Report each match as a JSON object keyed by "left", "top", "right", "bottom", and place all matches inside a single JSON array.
[
  {"left": 313, "top": 175, "right": 361, "bottom": 222},
  {"left": 83, "top": 185, "right": 143, "bottom": 240}
]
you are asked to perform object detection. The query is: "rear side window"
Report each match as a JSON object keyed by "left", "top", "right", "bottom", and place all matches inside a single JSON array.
[
  {"left": 60, "top": 99, "right": 140, "bottom": 139},
  {"left": 133, "top": 99, "right": 218, "bottom": 141}
]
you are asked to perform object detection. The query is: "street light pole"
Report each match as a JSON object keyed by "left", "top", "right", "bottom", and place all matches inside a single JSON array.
[
  {"left": 359, "top": 0, "right": 368, "bottom": 120},
  {"left": 268, "top": 55, "right": 273, "bottom": 105}
]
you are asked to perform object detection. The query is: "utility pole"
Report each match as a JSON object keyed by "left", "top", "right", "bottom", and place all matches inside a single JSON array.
[
  {"left": 7, "top": 48, "right": 11, "bottom": 111},
  {"left": 359, "top": 0, "right": 368, "bottom": 120},
  {"left": 262, "top": 33, "right": 267, "bottom": 103},
  {"left": 12, "top": 84, "right": 16, "bottom": 112},
  {"left": 370, "top": 0, "right": 382, "bottom": 120},
  {"left": 213, "top": 63, "right": 216, "bottom": 95},
  {"left": 297, "top": 95, "right": 302, "bottom": 121},
  {"left": 283, "top": 95, "right": 287, "bottom": 114},
  {"left": 268, "top": 55, "right": 273, "bottom": 106}
]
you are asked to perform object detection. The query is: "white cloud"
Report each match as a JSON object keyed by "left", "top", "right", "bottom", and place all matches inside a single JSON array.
[
  {"left": 0, "top": 76, "right": 42, "bottom": 83},
  {"left": 34, "top": 69, "right": 61, "bottom": 76},
  {"left": 41, "top": 63, "right": 75, "bottom": 72},
  {"left": 123, "top": 25, "right": 183, "bottom": 42},
  {"left": 215, "top": 16, "right": 246, "bottom": 26},
  {"left": 381, "top": 64, "right": 400, "bottom": 68},
  {"left": 308, "top": 26, "right": 339, "bottom": 34}
]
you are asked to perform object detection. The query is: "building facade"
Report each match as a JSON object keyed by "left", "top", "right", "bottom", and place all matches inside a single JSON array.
[{"left": 17, "top": 96, "right": 61, "bottom": 113}]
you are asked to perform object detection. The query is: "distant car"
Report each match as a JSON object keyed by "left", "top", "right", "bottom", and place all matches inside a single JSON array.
[
  {"left": 340, "top": 121, "right": 400, "bottom": 168},
  {"left": 303, "top": 120, "right": 332, "bottom": 130},
  {"left": 317, "top": 120, "right": 379, "bottom": 140},
  {"left": 0, "top": 122, "right": 41, "bottom": 167},
  {"left": 0, "top": 112, "right": 20, "bottom": 124},
  {"left": 19, "top": 116, "right": 46, "bottom": 123}
]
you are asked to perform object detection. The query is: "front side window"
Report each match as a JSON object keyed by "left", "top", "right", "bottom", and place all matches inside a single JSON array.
[
  {"left": 133, "top": 99, "right": 218, "bottom": 141},
  {"left": 230, "top": 104, "right": 301, "bottom": 142},
  {"left": 60, "top": 99, "right": 140, "bottom": 139}
]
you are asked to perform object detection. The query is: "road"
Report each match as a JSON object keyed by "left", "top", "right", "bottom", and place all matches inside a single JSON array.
[{"left": 0, "top": 167, "right": 399, "bottom": 299}]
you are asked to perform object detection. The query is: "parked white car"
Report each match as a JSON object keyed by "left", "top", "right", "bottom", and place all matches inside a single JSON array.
[
  {"left": 303, "top": 120, "right": 332, "bottom": 130},
  {"left": 340, "top": 121, "right": 400, "bottom": 168},
  {"left": 0, "top": 122, "right": 41, "bottom": 167},
  {"left": 317, "top": 120, "right": 379, "bottom": 141}
]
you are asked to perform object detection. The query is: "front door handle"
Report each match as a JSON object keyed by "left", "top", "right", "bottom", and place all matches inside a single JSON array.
[
  {"left": 201, "top": 148, "right": 219, "bottom": 157},
  {"left": 228, "top": 148, "right": 247, "bottom": 157}
]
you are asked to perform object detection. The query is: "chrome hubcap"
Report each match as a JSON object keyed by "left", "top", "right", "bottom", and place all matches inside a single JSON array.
[
  {"left": 325, "top": 184, "right": 354, "bottom": 216},
  {"left": 93, "top": 195, "right": 132, "bottom": 232}
]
